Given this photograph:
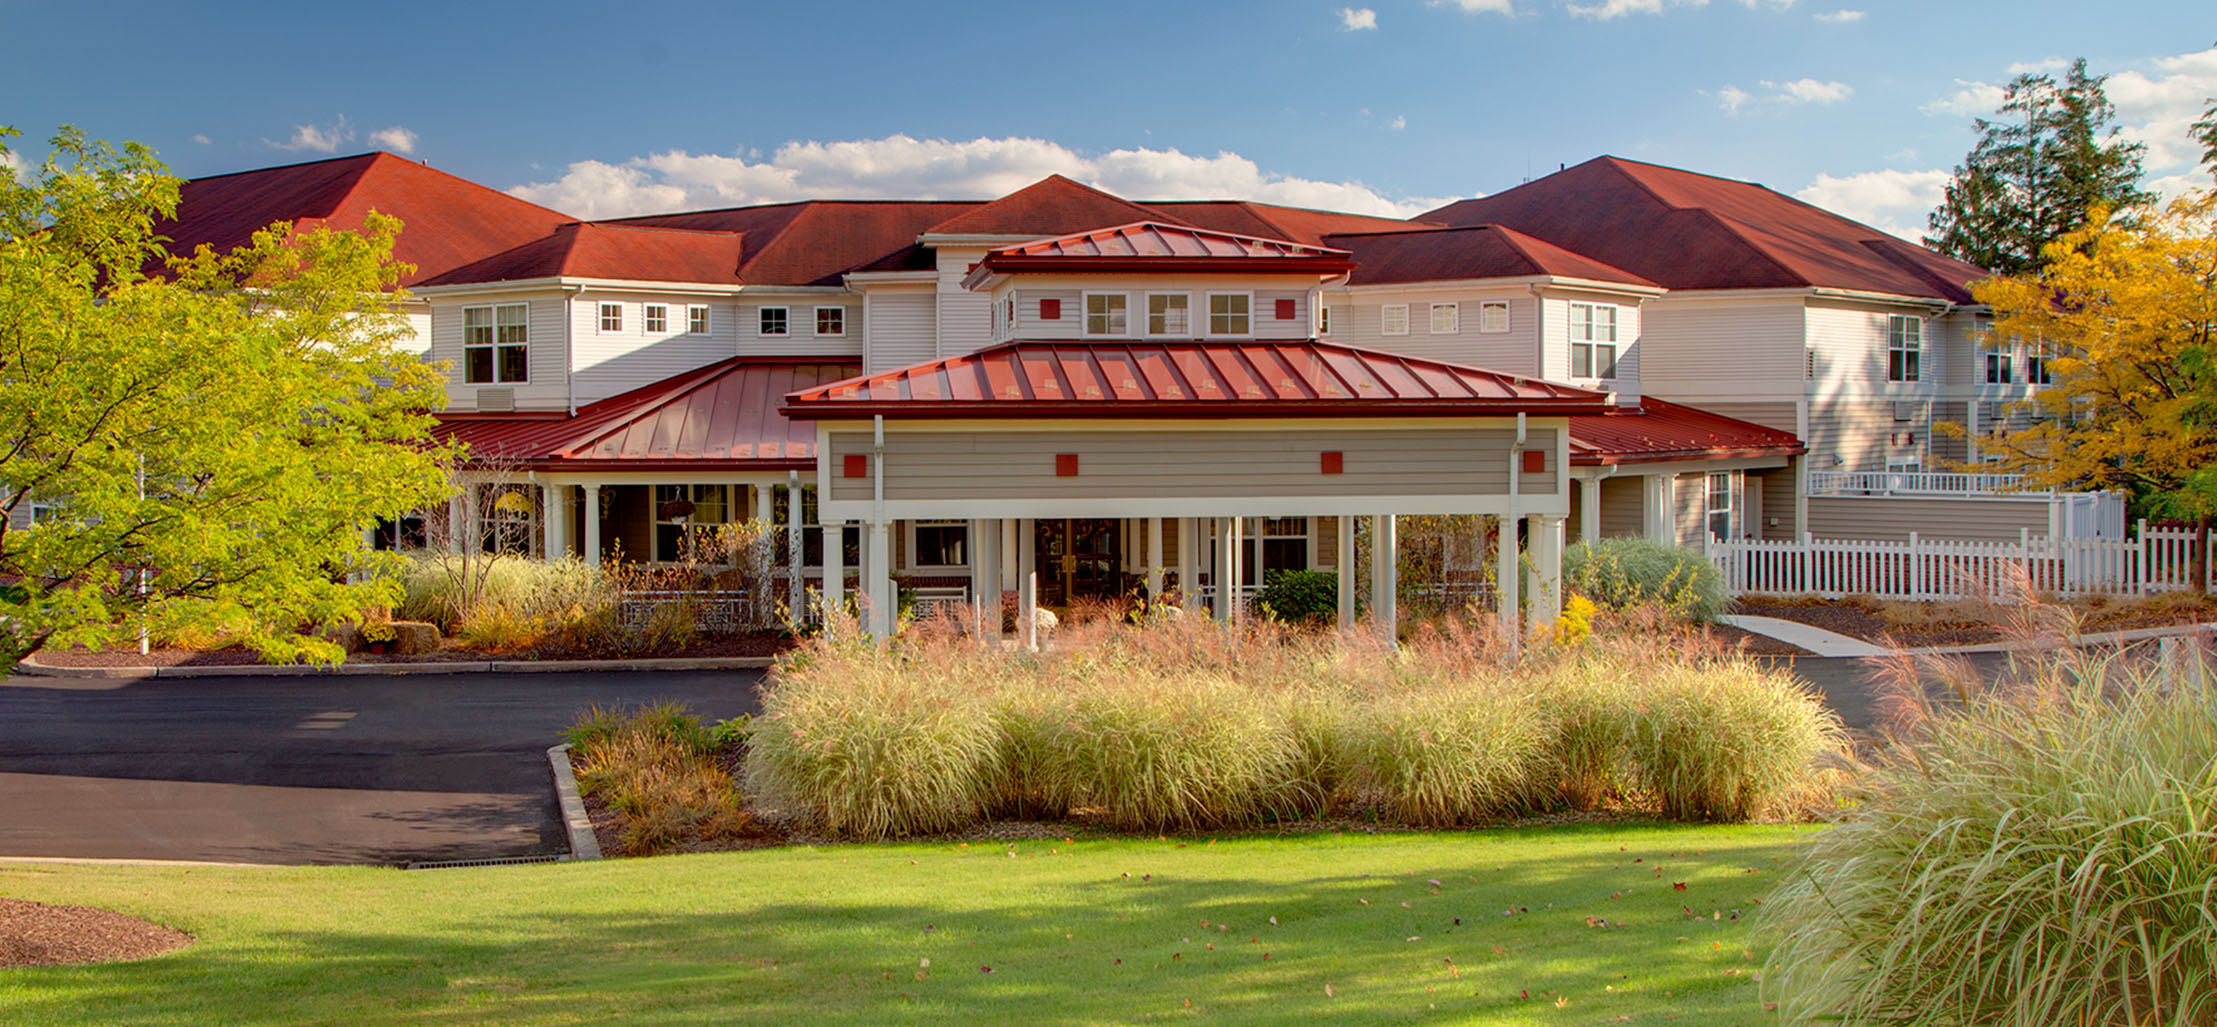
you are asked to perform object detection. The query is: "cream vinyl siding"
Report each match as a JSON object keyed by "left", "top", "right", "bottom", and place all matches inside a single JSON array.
[
  {"left": 1805, "top": 496, "right": 2052, "bottom": 542},
  {"left": 864, "top": 288, "right": 936, "bottom": 374},
  {"left": 936, "top": 247, "right": 994, "bottom": 358},
  {"left": 1810, "top": 399, "right": 1925, "bottom": 473},
  {"left": 1639, "top": 296, "right": 1804, "bottom": 404},
  {"left": 428, "top": 291, "right": 569, "bottom": 412},
  {"left": 1806, "top": 301, "right": 1947, "bottom": 395},
  {"left": 401, "top": 307, "right": 433, "bottom": 356},
  {"left": 1013, "top": 288, "right": 1084, "bottom": 340},
  {"left": 1930, "top": 401, "right": 1970, "bottom": 465},
  {"left": 1597, "top": 476, "right": 1646, "bottom": 539},
  {"left": 1759, "top": 466, "right": 1800, "bottom": 540},
  {"left": 825, "top": 427, "right": 1560, "bottom": 504},
  {"left": 571, "top": 291, "right": 742, "bottom": 404},
  {"left": 1253, "top": 291, "right": 1309, "bottom": 339},
  {"left": 1549, "top": 293, "right": 1642, "bottom": 405},
  {"left": 1327, "top": 292, "right": 1542, "bottom": 375},
  {"left": 1673, "top": 473, "right": 1706, "bottom": 546},
  {"left": 740, "top": 298, "right": 862, "bottom": 358},
  {"left": 995, "top": 278, "right": 1316, "bottom": 343}
]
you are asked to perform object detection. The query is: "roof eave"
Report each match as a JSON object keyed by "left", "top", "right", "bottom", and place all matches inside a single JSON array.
[{"left": 782, "top": 399, "right": 1610, "bottom": 421}]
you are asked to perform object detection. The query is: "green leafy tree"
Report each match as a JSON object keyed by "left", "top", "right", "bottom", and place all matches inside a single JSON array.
[
  {"left": 2195, "top": 96, "right": 2217, "bottom": 178},
  {"left": 1927, "top": 58, "right": 2152, "bottom": 275},
  {"left": 0, "top": 126, "right": 457, "bottom": 669}
]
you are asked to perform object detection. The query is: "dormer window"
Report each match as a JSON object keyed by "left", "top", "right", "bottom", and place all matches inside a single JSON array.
[
  {"left": 1570, "top": 302, "right": 1618, "bottom": 380},
  {"left": 1084, "top": 293, "right": 1128, "bottom": 336},
  {"left": 1208, "top": 293, "right": 1250, "bottom": 336},
  {"left": 759, "top": 307, "right": 789, "bottom": 337},
  {"left": 1147, "top": 293, "right": 1189, "bottom": 335}
]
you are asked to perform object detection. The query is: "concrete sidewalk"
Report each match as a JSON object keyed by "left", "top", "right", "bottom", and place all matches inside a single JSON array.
[{"left": 1716, "top": 615, "right": 1889, "bottom": 657}]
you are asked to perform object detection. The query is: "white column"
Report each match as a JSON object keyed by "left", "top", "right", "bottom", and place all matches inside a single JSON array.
[
  {"left": 1017, "top": 518, "right": 1038, "bottom": 650},
  {"left": 461, "top": 484, "right": 482, "bottom": 556},
  {"left": 1177, "top": 518, "right": 1198, "bottom": 611},
  {"left": 1144, "top": 517, "right": 1163, "bottom": 600},
  {"left": 1580, "top": 476, "right": 1603, "bottom": 545},
  {"left": 447, "top": 491, "right": 468, "bottom": 554},
  {"left": 580, "top": 484, "right": 602, "bottom": 567},
  {"left": 1230, "top": 516, "right": 1246, "bottom": 624},
  {"left": 866, "top": 519, "right": 893, "bottom": 639},
  {"left": 785, "top": 476, "right": 803, "bottom": 617},
  {"left": 1531, "top": 514, "right": 1564, "bottom": 630},
  {"left": 1000, "top": 519, "right": 1020, "bottom": 592},
  {"left": 824, "top": 519, "right": 846, "bottom": 622},
  {"left": 1643, "top": 474, "right": 1672, "bottom": 545},
  {"left": 541, "top": 485, "right": 567, "bottom": 560},
  {"left": 1496, "top": 514, "right": 1522, "bottom": 639},
  {"left": 1336, "top": 515, "right": 1357, "bottom": 628},
  {"left": 972, "top": 518, "right": 999, "bottom": 639},
  {"left": 1213, "top": 517, "right": 1235, "bottom": 621},
  {"left": 1370, "top": 515, "right": 1397, "bottom": 643}
]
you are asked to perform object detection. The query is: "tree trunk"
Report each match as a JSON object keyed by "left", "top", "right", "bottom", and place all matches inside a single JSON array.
[{"left": 2195, "top": 516, "right": 2210, "bottom": 596}]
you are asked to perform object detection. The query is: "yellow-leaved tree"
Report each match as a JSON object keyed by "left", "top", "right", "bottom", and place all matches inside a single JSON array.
[{"left": 1971, "top": 188, "right": 2217, "bottom": 588}]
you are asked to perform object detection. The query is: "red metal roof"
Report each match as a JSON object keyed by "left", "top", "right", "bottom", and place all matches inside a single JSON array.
[
  {"left": 1327, "top": 224, "right": 1657, "bottom": 288},
  {"left": 924, "top": 175, "right": 1185, "bottom": 236},
  {"left": 420, "top": 222, "right": 747, "bottom": 286},
  {"left": 1424, "top": 156, "right": 1988, "bottom": 301},
  {"left": 1568, "top": 397, "right": 1805, "bottom": 466},
  {"left": 963, "top": 222, "right": 1355, "bottom": 286},
  {"left": 783, "top": 340, "right": 1612, "bottom": 419},
  {"left": 159, "top": 152, "right": 572, "bottom": 288},
  {"left": 435, "top": 359, "right": 858, "bottom": 470}
]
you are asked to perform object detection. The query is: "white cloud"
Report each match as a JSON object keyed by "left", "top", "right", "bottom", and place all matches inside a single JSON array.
[
  {"left": 1715, "top": 85, "right": 1752, "bottom": 114},
  {"left": 1765, "top": 78, "right": 1853, "bottom": 105},
  {"left": 1920, "top": 78, "right": 2006, "bottom": 117},
  {"left": 1796, "top": 167, "right": 1949, "bottom": 240},
  {"left": 368, "top": 126, "right": 419, "bottom": 154},
  {"left": 1568, "top": 0, "right": 1694, "bottom": 19},
  {"left": 508, "top": 134, "right": 1452, "bottom": 221},
  {"left": 1337, "top": 6, "right": 1377, "bottom": 30},
  {"left": 2005, "top": 57, "right": 2069, "bottom": 75},
  {"left": 2103, "top": 46, "right": 2217, "bottom": 175},
  {"left": 1388, "top": 115, "right": 1408, "bottom": 130},
  {"left": 1, "top": 150, "right": 27, "bottom": 184},
  {"left": 191, "top": 133, "right": 211, "bottom": 145},
  {"left": 1429, "top": 0, "right": 1514, "bottom": 13},
  {"left": 267, "top": 117, "right": 351, "bottom": 153},
  {"left": 1812, "top": 8, "right": 1862, "bottom": 22}
]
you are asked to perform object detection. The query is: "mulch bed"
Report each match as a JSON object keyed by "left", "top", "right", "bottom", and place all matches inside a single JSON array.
[
  {"left": 34, "top": 632, "right": 795, "bottom": 669},
  {"left": 0, "top": 898, "right": 193, "bottom": 967},
  {"left": 1735, "top": 599, "right": 2217, "bottom": 648}
]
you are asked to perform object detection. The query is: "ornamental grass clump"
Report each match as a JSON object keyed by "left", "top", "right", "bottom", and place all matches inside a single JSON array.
[
  {"left": 1762, "top": 647, "right": 2217, "bottom": 1026},
  {"left": 1624, "top": 657, "right": 1841, "bottom": 821},
  {"left": 1343, "top": 681, "right": 1554, "bottom": 827},
  {"left": 1035, "top": 674, "right": 1299, "bottom": 832},
  {"left": 567, "top": 704, "right": 750, "bottom": 856}
]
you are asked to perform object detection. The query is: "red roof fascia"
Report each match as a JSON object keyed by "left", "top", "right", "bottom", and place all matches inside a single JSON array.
[
  {"left": 1567, "top": 397, "right": 1806, "bottom": 466},
  {"left": 973, "top": 255, "right": 1357, "bottom": 276}
]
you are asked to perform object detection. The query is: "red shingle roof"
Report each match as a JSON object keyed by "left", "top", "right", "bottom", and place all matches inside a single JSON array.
[
  {"left": 1424, "top": 156, "right": 1988, "bottom": 301},
  {"left": 924, "top": 175, "right": 1185, "bottom": 236},
  {"left": 1149, "top": 201, "right": 1440, "bottom": 246},
  {"left": 1327, "top": 225, "right": 1657, "bottom": 288},
  {"left": 159, "top": 152, "right": 572, "bottom": 287},
  {"left": 608, "top": 200, "right": 975, "bottom": 285},
  {"left": 963, "top": 222, "right": 1356, "bottom": 286},
  {"left": 783, "top": 339, "right": 1611, "bottom": 419},
  {"left": 1568, "top": 397, "right": 1805, "bottom": 466},
  {"left": 435, "top": 358, "right": 858, "bottom": 469},
  {"left": 420, "top": 223, "right": 747, "bottom": 286}
]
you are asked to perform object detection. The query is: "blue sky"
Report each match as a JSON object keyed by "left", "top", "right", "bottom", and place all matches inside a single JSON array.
[{"left": 4, "top": 0, "right": 2212, "bottom": 236}]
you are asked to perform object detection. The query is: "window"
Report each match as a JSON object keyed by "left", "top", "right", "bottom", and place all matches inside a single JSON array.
[
  {"left": 477, "top": 483, "right": 537, "bottom": 556},
  {"left": 768, "top": 485, "right": 859, "bottom": 568},
  {"left": 1429, "top": 302, "right": 1459, "bottom": 334},
  {"left": 464, "top": 303, "right": 529, "bottom": 384},
  {"left": 1888, "top": 314, "right": 1923, "bottom": 382},
  {"left": 2027, "top": 344, "right": 2052, "bottom": 385},
  {"left": 1239, "top": 516, "right": 1311, "bottom": 585},
  {"left": 1208, "top": 294, "right": 1250, "bottom": 335},
  {"left": 1570, "top": 302, "right": 1618, "bottom": 379},
  {"left": 1146, "top": 293, "right": 1189, "bottom": 335},
  {"left": 653, "top": 484, "right": 729, "bottom": 562},
  {"left": 1318, "top": 305, "right": 1333, "bottom": 335},
  {"left": 1705, "top": 472, "right": 1735, "bottom": 540},
  {"left": 27, "top": 495, "right": 61, "bottom": 524},
  {"left": 911, "top": 520, "right": 969, "bottom": 568},
  {"left": 371, "top": 513, "right": 429, "bottom": 552},
  {"left": 759, "top": 306, "right": 788, "bottom": 336},
  {"left": 644, "top": 303, "right": 667, "bottom": 334},
  {"left": 598, "top": 302, "right": 624, "bottom": 333},
  {"left": 1084, "top": 293, "right": 1128, "bottom": 336},
  {"left": 687, "top": 304, "right": 710, "bottom": 335},
  {"left": 1983, "top": 340, "right": 2012, "bottom": 384},
  {"left": 1381, "top": 304, "right": 1410, "bottom": 336},
  {"left": 816, "top": 307, "right": 845, "bottom": 336},
  {"left": 1478, "top": 301, "right": 1509, "bottom": 333}
]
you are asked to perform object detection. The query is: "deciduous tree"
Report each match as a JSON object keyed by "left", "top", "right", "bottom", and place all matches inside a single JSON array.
[{"left": 0, "top": 127, "right": 457, "bottom": 669}]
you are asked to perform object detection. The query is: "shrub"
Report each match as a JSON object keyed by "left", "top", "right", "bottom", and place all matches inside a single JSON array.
[
  {"left": 1563, "top": 538, "right": 1727, "bottom": 621},
  {"left": 1257, "top": 569, "right": 1338, "bottom": 626},
  {"left": 566, "top": 703, "right": 750, "bottom": 856},
  {"left": 1623, "top": 659, "right": 1841, "bottom": 821},
  {"left": 392, "top": 554, "right": 610, "bottom": 636},
  {"left": 1762, "top": 653, "right": 2217, "bottom": 1025}
]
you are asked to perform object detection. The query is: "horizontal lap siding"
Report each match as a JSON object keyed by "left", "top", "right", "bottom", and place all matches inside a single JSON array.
[
  {"left": 739, "top": 299, "right": 860, "bottom": 358},
  {"left": 1255, "top": 292, "right": 1309, "bottom": 339},
  {"left": 1599, "top": 476, "right": 1645, "bottom": 538},
  {"left": 1674, "top": 473, "right": 1705, "bottom": 547},
  {"left": 1326, "top": 294, "right": 1541, "bottom": 377},
  {"left": 1759, "top": 465, "right": 1800, "bottom": 539},
  {"left": 573, "top": 292, "right": 744, "bottom": 404},
  {"left": 1806, "top": 496, "right": 2051, "bottom": 543},
  {"left": 430, "top": 291, "right": 569, "bottom": 411},
  {"left": 1015, "top": 289, "right": 1083, "bottom": 341},
  {"left": 865, "top": 290, "right": 935, "bottom": 375},
  {"left": 1640, "top": 298, "right": 1803, "bottom": 403},
  {"left": 1809, "top": 399, "right": 1914, "bottom": 472},
  {"left": 826, "top": 428, "right": 1556, "bottom": 504},
  {"left": 1693, "top": 401, "right": 1799, "bottom": 434}
]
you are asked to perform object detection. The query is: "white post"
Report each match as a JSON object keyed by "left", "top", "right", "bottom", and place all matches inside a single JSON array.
[
  {"left": 1177, "top": 518, "right": 1198, "bottom": 611},
  {"left": 1370, "top": 515, "right": 1397, "bottom": 644},
  {"left": 1336, "top": 515, "right": 1357, "bottom": 629},
  {"left": 2136, "top": 518, "right": 2149, "bottom": 596},
  {"left": 1643, "top": 474, "right": 1672, "bottom": 545},
  {"left": 447, "top": 491, "right": 468, "bottom": 554},
  {"left": 1212, "top": 518, "right": 1233, "bottom": 621},
  {"left": 866, "top": 519, "right": 893, "bottom": 639},
  {"left": 1908, "top": 532, "right": 1922, "bottom": 599},
  {"left": 1496, "top": 514, "right": 1522, "bottom": 639},
  {"left": 1000, "top": 519, "right": 1019, "bottom": 593},
  {"left": 1229, "top": 516, "right": 1245, "bottom": 624},
  {"left": 824, "top": 520, "right": 846, "bottom": 625},
  {"left": 785, "top": 472, "right": 802, "bottom": 616},
  {"left": 1580, "top": 475, "right": 1602, "bottom": 544},
  {"left": 542, "top": 484, "right": 567, "bottom": 560},
  {"left": 1531, "top": 514, "right": 1564, "bottom": 630},
  {"left": 1018, "top": 517, "right": 1038, "bottom": 650},
  {"left": 1144, "top": 516, "right": 1163, "bottom": 601},
  {"left": 971, "top": 518, "right": 996, "bottom": 640},
  {"left": 461, "top": 483, "right": 483, "bottom": 556},
  {"left": 580, "top": 483, "right": 601, "bottom": 567}
]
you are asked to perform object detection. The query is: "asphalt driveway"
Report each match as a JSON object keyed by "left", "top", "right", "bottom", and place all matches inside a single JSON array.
[{"left": 0, "top": 669, "right": 761, "bottom": 865}]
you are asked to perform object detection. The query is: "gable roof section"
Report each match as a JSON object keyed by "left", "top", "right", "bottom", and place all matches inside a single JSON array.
[
  {"left": 963, "top": 222, "right": 1355, "bottom": 286},
  {"left": 924, "top": 175, "right": 1186, "bottom": 237},
  {"left": 419, "top": 222, "right": 747, "bottom": 287},
  {"left": 159, "top": 152, "right": 572, "bottom": 287},
  {"left": 1423, "top": 156, "right": 1987, "bottom": 301},
  {"left": 608, "top": 200, "right": 976, "bottom": 285},
  {"left": 1327, "top": 224, "right": 1657, "bottom": 288},
  {"left": 1568, "top": 397, "right": 1805, "bottom": 466},
  {"left": 434, "top": 358, "right": 858, "bottom": 469},
  {"left": 783, "top": 339, "right": 1610, "bottom": 419},
  {"left": 1150, "top": 201, "right": 1440, "bottom": 246}
]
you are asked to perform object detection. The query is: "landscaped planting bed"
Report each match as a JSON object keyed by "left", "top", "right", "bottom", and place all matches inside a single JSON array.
[{"left": 1737, "top": 589, "right": 2217, "bottom": 647}]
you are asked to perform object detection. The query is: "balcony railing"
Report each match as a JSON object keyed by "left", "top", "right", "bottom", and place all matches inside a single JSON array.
[{"left": 1808, "top": 471, "right": 2033, "bottom": 496}]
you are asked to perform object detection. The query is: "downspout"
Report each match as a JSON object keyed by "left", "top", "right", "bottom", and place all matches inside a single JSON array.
[
  {"left": 873, "top": 414, "right": 887, "bottom": 637},
  {"left": 1311, "top": 272, "right": 1351, "bottom": 335},
  {"left": 564, "top": 283, "right": 584, "bottom": 416}
]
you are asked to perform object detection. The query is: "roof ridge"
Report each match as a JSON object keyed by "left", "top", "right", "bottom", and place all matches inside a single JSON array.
[
  {"left": 352, "top": 152, "right": 574, "bottom": 221},
  {"left": 183, "top": 151, "right": 379, "bottom": 185},
  {"left": 594, "top": 198, "right": 982, "bottom": 223}
]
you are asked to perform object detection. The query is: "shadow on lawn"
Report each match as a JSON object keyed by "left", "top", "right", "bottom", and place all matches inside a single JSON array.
[{"left": 2, "top": 825, "right": 1793, "bottom": 1026}]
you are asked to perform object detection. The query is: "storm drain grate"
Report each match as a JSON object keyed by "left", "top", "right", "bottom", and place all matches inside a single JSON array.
[{"left": 403, "top": 854, "right": 565, "bottom": 871}]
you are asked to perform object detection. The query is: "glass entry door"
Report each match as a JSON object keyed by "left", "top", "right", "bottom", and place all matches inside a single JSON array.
[{"left": 1033, "top": 518, "right": 1122, "bottom": 605}]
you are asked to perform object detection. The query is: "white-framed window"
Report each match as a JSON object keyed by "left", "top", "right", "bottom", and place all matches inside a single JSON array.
[
  {"left": 909, "top": 520, "right": 969, "bottom": 569},
  {"left": 759, "top": 306, "right": 789, "bottom": 337},
  {"left": 2027, "top": 344, "right": 2052, "bottom": 385},
  {"left": 1888, "top": 314, "right": 1923, "bottom": 382},
  {"left": 1886, "top": 457, "right": 1923, "bottom": 476},
  {"left": 644, "top": 303, "right": 668, "bottom": 334},
  {"left": 1208, "top": 293, "right": 1251, "bottom": 336},
  {"left": 1705, "top": 471, "right": 1736, "bottom": 540},
  {"left": 1982, "top": 339, "right": 2012, "bottom": 384},
  {"left": 476, "top": 483, "right": 539, "bottom": 556},
  {"left": 1084, "top": 293, "right": 1128, "bottom": 336},
  {"left": 1146, "top": 293, "right": 1190, "bottom": 335},
  {"left": 653, "top": 484, "right": 729, "bottom": 562},
  {"left": 768, "top": 485, "right": 859, "bottom": 569},
  {"left": 1381, "top": 303, "right": 1410, "bottom": 336},
  {"left": 598, "top": 302, "right": 624, "bottom": 333},
  {"left": 1318, "top": 305, "right": 1333, "bottom": 335},
  {"left": 464, "top": 303, "right": 529, "bottom": 384},
  {"left": 687, "top": 304, "right": 710, "bottom": 335},
  {"left": 815, "top": 306, "right": 845, "bottom": 337},
  {"left": 1570, "top": 302, "right": 1618, "bottom": 379},
  {"left": 1478, "top": 301, "right": 1509, "bottom": 333},
  {"left": 1429, "top": 302, "right": 1459, "bottom": 334},
  {"left": 27, "top": 494, "right": 61, "bottom": 524}
]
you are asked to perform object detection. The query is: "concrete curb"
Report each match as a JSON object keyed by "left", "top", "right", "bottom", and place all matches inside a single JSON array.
[
  {"left": 546, "top": 744, "right": 602, "bottom": 862},
  {"left": 14, "top": 654, "right": 775, "bottom": 680}
]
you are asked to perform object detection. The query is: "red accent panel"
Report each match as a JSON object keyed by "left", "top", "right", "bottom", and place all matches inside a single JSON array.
[
  {"left": 1276, "top": 298, "right": 1297, "bottom": 320},
  {"left": 844, "top": 453, "right": 868, "bottom": 478},
  {"left": 1040, "top": 298, "right": 1061, "bottom": 320},
  {"left": 1321, "top": 451, "right": 1343, "bottom": 474},
  {"left": 1055, "top": 453, "right": 1079, "bottom": 477},
  {"left": 1521, "top": 449, "right": 1545, "bottom": 474}
]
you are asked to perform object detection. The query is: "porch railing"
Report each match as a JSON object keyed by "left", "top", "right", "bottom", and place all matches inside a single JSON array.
[{"left": 1808, "top": 470, "right": 2032, "bottom": 495}]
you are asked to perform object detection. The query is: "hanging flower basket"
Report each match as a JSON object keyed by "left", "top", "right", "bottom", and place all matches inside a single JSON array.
[{"left": 658, "top": 498, "right": 697, "bottom": 521}]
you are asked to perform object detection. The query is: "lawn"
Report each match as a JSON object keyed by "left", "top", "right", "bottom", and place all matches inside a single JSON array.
[{"left": 0, "top": 822, "right": 1809, "bottom": 1025}]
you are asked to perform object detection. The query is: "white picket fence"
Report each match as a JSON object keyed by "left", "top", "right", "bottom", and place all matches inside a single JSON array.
[{"left": 1712, "top": 521, "right": 2214, "bottom": 600}]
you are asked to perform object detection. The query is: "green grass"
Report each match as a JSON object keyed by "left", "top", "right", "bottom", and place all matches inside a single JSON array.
[{"left": 0, "top": 823, "right": 1809, "bottom": 1025}]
